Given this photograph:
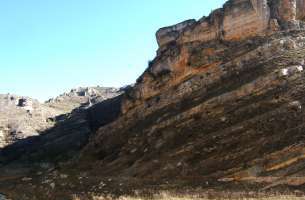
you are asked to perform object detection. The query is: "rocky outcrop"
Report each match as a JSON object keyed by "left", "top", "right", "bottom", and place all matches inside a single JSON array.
[
  {"left": 46, "top": 86, "right": 121, "bottom": 113},
  {"left": 3, "top": 0, "right": 305, "bottom": 199},
  {"left": 156, "top": 0, "right": 305, "bottom": 50},
  {"left": 88, "top": 31, "right": 305, "bottom": 181},
  {"left": 0, "top": 87, "right": 121, "bottom": 148},
  {"left": 84, "top": 0, "right": 305, "bottom": 192},
  {"left": 124, "top": 0, "right": 305, "bottom": 114},
  {"left": 297, "top": 0, "right": 305, "bottom": 19},
  {"left": 0, "top": 94, "right": 62, "bottom": 148},
  {"left": 156, "top": 19, "right": 196, "bottom": 47},
  {"left": 0, "top": 107, "right": 90, "bottom": 165},
  {"left": 222, "top": 0, "right": 270, "bottom": 40}
]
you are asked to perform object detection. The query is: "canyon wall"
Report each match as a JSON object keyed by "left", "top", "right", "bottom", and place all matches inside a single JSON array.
[
  {"left": 81, "top": 0, "right": 305, "bottom": 188},
  {"left": 122, "top": 0, "right": 305, "bottom": 114}
]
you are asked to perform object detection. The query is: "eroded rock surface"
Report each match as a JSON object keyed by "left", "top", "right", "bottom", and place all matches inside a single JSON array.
[
  {"left": 156, "top": 0, "right": 305, "bottom": 49},
  {"left": 132, "top": 0, "right": 305, "bottom": 111},
  {"left": 45, "top": 86, "right": 121, "bottom": 113},
  {"left": 3, "top": 0, "right": 305, "bottom": 199},
  {"left": 85, "top": 0, "right": 305, "bottom": 193},
  {"left": 0, "top": 94, "right": 62, "bottom": 148},
  {"left": 0, "top": 87, "right": 121, "bottom": 148}
]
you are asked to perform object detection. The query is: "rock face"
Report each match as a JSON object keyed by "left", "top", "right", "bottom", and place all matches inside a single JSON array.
[
  {"left": 0, "top": 87, "right": 121, "bottom": 148},
  {"left": 156, "top": 0, "right": 305, "bottom": 50},
  {"left": 124, "top": 0, "right": 305, "bottom": 114},
  {"left": 86, "top": 0, "right": 305, "bottom": 191},
  {"left": 3, "top": 0, "right": 305, "bottom": 199},
  {"left": 222, "top": 0, "right": 270, "bottom": 40},
  {"left": 88, "top": 31, "right": 305, "bottom": 182},
  {"left": 156, "top": 19, "right": 196, "bottom": 47}
]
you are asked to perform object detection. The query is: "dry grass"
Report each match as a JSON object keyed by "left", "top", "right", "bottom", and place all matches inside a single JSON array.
[
  {"left": 72, "top": 191, "right": 305, "bottom": 200},
  {"left": 112, "top": 197, "right": 305, "bottom": 200}
]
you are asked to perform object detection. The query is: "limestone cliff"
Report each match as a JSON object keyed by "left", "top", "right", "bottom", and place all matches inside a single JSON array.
[{"left": 2, "top": 0, "right": 305, "bottom": 199}]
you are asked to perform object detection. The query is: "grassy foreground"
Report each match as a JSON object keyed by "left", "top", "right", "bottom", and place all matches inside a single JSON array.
[
  {"left": 72, "top": 191, "right": 305, "bottom": 200},
  {"left": 89, "top": 196, "right": 305, "bottom": 200}
]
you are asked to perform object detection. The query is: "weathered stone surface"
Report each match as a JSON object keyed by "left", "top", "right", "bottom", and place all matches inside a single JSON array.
[
  {"left": 87, "top": 31, "right": 305, "bottom": 187},
  {"left": 178, "top": 9, "right": 223, "bottom": 44},
  {"left": 270, "top": 0, "right": 299, "bottom": 29},
  {"left": 0, "top": 87, "right": 121, "bottom": 148},
  {"left": 3, "top": 0, "right": 305, "bottom": 199},
  {"left": 0, "top": 94, "right": 60, "bottom": 148},
  {"left": 123, "top": 0, "right": 305, "bottom": 113},
  {"left": 297, "top": 0, "right": 305, "bottom": 19},
  {"left": 45, "top": 86, "right": 121, "bottom": 112},
  {"left": 156, "top": 19, "right": 196, "bottom": 47},
  {"left": 222, "top": 0, "right": 270, "bottom": 40},
  {"left": 157, "top": 0, "right": 305, "bottom": 49}
]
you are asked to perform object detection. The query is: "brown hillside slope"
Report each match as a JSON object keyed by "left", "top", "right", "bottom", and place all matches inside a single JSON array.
[
  {"left": 2, "top": 0, "right": 305, "bottom": 199},
  {"left": 83, "top": 0, "right": 305, "bottom": 185}
]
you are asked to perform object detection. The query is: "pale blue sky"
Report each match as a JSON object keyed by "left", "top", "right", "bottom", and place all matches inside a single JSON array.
[{"left": 0, "top": 0, "right": 226, "bottom": 101}]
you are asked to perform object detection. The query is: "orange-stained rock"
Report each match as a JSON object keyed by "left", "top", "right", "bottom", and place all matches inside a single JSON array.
[
  {"left": 124, "top": 0, "right": 273, "bottom": 112},
  {"left": 297, "top": 0, "right": 305, "bottom": 19},
  {"left": 178, "top": 9, "right": 223, "bottom": 44},
  {"left": 156, "top": 0, "right": 305, "bottom": 49},
  {"left": 222, "top": 0, "right": 270, "bottom": 40},
  {"left": 157, "top": 0, "right": 271, "bottom": 46},
  {"left": 128, "top": 0, "right": 305, "bottom": 113},
  {"left": 277, "top": 0, "right": 297, "bottom": 22}
]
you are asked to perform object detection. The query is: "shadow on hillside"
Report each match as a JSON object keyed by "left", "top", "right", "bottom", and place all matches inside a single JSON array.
[{"left": 0, "top": 94, "right": 123, "bottom": 167}]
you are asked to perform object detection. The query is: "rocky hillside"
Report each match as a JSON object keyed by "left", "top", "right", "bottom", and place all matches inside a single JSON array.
[
  {"left": 0, "top": 87, "right": 120, "bottom": 148},
  {"left": 45, "top": 86, "right": 121, "bottom": 113},
  {"left": 2, "top": 0, "right": 305, "bottom": 199},
  {"left": 0, "top": 94, "right": 62, "bottom": 148}
]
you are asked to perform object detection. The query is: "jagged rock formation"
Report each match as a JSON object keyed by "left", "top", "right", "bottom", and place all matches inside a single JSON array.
[
  {"left": 2, "top": 0, "right": 305, "bottom": 199},
  {"left": 0, "top": 87, "right": 121, "bottom": 149}
]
